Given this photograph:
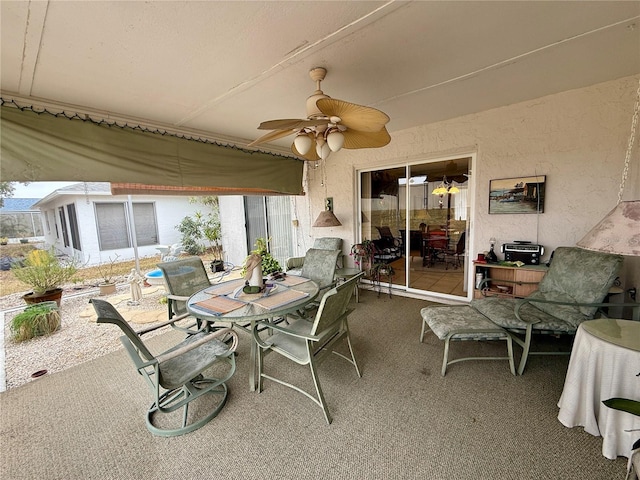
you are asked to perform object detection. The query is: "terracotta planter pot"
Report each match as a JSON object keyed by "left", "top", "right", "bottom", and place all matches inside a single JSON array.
[
  {"left": 22, "top": 288, "right": 63, "bottom": 307},
  {"left": 99, "top": 283, "right": 117, "bottom": 296}
]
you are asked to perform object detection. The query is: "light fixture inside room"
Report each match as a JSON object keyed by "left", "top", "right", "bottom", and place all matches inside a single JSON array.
[
  {"left": 432, "top": 176, "right": 459, "bottom": 196},
  {"left": 577, "top": 78, "right": 640, "bottom": 257},
  {"left": 313, "top": 197, "right": 342, "bottom": 227}
]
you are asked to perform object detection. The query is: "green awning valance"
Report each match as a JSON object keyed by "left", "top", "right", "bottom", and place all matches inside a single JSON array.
[{"left": 0, "top": 105, "right": 304, "bottom": 195}]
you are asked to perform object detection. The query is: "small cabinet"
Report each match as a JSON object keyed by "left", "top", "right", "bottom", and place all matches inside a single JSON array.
[{"left": 474, "top": 263, "right": 547, "bottom": 299}]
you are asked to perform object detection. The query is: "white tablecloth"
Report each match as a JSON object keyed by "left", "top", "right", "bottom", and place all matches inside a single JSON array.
[{"left": 557, "top": 319, "right": 640, "bottom": 460}]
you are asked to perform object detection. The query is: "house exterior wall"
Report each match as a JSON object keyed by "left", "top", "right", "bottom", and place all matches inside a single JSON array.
[
  {"left": 291, "top": 74, "right": 640, "bottom": 300},
  {"left": 38, "top": 193, "right": 199, "bottom": 266}
]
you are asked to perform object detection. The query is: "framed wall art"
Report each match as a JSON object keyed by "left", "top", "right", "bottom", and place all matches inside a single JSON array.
[{"left": 489, "top": 175, "right": 545, "bottom": 214}]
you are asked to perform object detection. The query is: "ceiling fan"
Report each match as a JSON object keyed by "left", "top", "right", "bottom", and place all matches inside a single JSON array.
[{"left": 248, "top": 67, "right": 391, "bottom": 161}]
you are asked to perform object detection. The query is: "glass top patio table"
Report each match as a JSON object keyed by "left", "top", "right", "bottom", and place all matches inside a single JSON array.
[
  {"left": 187, "top": 276, "right": 319, "bottom": 323},
  {"left": 187, "top": 276, "right": 319, "bottom": 391}
]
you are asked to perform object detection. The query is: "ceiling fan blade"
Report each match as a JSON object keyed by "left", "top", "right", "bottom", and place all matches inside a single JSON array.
[
  {"left": 247, "top": 128, "right": 296, "bottom": 147},
  {"left": 317, "top": 98, "right": 389, "bottom": 133},
  {"left": 258, "top": 118, "right": 328, "bottom": 130},
  {"left": 342, "top": 127, "right": 391, "bottom": 149},
  {"left": 291, "top": 133, "right": 320, "bottom": 161}
]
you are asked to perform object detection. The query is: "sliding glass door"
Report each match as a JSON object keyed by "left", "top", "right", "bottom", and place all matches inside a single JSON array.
[{"left": 358, "top": 157, "right": 471, "bottom": 299}]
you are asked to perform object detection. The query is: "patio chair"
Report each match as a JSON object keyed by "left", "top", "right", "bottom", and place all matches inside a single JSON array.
[
  {"left": 421, "top": 247, "right": 624, "bottom": 375},
  {"left": 297, "top": 248, "right": 342, "bottom": 315},
  {"left": 253, "top": 272, "right": 364, "bottom": 424},
  {"left": 90, "top": 298, "right": 238, "bottom": 437},
  {"left": 285, "top": 237, "right": 343, "bottom": 274},
  {"left": 157, "top": 256, "right": 217, "bottom": 334},
  {"left": 471, "top": 247, "right": 624, "bottom": 374}
]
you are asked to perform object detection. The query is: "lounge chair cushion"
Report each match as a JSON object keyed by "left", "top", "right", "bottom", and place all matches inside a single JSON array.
[
  {"left": 422, "top": 305, "right": 508, "bottom": 340},
  {"left": 526, "top": 247, "right": 622, "bottom": 327},
  {"left": 470, "top": 297, "right": 575, "bottom": 332}
]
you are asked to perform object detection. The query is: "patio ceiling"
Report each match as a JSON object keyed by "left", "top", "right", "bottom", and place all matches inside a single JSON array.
[{"left": 1, "top": 1, "right": 639, "bottom": 185}]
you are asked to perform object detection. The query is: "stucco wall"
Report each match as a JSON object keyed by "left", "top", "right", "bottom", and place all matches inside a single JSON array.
[{"left": 291, "top": 74, "right": 640, "bottom": 299}]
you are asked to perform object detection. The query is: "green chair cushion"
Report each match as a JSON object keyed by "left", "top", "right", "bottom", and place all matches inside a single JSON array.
[
  {"left": 527, "top": 247, "right": 622, "bottom": 327},
  {"left": 471, "top": 297, "right": 575, "bottom": 332}
]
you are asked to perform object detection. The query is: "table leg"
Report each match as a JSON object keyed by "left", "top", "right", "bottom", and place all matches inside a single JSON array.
[{"left": 249, "top": 320, "right": 257, "bottom": 391}]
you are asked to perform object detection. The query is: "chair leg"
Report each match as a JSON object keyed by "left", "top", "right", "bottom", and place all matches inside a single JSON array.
[
  {"left": 256, "top": 343, "right": 264, "bottom": 393},
  {"left": 506, "top": 335, "right": 516, "bottom": 376},
  {"left": 441, "top": 336, "right": 451, "bottom": 376},
  {"left": 420, "top": 318, "right": 427, "bottom": 343},
  {"left": 309, "top": 357, "right": 332, "bottom": 424},
  {"left": 517, "top": 325, "right": 534, "bottom": 375},
  {"left": 345, "top": 328, "right": 361, "bottom": 378},
  {"left": 146, "top": 380, "right": 229, "bottom": 437}
]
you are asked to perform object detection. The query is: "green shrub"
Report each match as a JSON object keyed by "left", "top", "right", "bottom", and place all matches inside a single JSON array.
[
  {"left": 11, "top": 302, "right": 61, "bottom": 342},
  {"left": 11, "top": 248, "right": 80, "bottom": 293}
]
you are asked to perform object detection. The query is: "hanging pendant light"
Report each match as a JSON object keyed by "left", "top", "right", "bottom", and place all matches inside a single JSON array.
[
  {"left": 577, "top": 79, "right": 640, "bottom": 257},
  {"left": 313, "top": 210, "right": 342, "bottom": 227}
]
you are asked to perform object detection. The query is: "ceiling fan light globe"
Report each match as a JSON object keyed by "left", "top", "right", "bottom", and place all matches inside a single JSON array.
[
  {"left": 320, "top": 142, "right": 331, "bottom": 160},
  {"left": 327, "top": 131, "right": 345, "bottom": 152},
  {"left": 294, "top": 134, "right": 312, "bottom": 155}
]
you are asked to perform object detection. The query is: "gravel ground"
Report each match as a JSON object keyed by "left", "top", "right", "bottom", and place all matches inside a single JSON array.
[{"left": 2, "top": 282, "right": 170, "bottom": 390}]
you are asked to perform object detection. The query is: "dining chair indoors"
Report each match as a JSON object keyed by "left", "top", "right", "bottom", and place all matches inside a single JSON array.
[
  {"left": 252, "top": 273, "right": 364, "bottom": 424},
  {"left": 90, "top": 298, "right": 238, "bottom": 437}
]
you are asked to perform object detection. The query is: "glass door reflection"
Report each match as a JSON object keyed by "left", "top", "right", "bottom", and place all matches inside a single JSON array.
[{"left": 359, "top": 158, "right": 470, "bottom": 299}]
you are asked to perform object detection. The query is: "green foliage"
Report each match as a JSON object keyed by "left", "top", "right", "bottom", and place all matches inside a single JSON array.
[
  {"left": 350, "top": 240, "right": 377, "bottom": 269},
  {"left": 11, "top": 248, "right": 80, "bottom": 293},
  {"left": 603, "top": 397, "right": 640, "bottom": 450},
  {"left": 0, "top": 181, "right": 16, "bottom": 208},
  {"left": 177, "top": 216, "right": 205, "bottom": 255},
  {"left": 176, "top": 196, "right": 222, "bottom": 257},
  {"left": 242, "top": 237, "right": 282, "bottom": 276},
  {"left": 10, "top": 302, "right": 61, "bottom": 342},
  {"left": 603, "top": 398, "right": 640, "bottom": 417}
]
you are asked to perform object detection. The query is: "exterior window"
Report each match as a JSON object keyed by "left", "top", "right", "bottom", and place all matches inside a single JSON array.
[
  {"left": 95, "top": 202, "right": 158, "bottom": 251},
  {"left": 132, "top": 203, "right": 158, "bottom": 246},
  {"left": 95, "top": 203, "right": 130, "bottom": 250},
  {"left": 66, "top": 203, "right": 81, "bottom": 251},
  {"left": 58, "top": 207, "right": 70, "bottom": 247}
]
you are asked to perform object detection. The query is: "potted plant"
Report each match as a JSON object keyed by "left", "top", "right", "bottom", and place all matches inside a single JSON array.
[
  {"left": 10, "top": 301, "right": 61, "bottom": 342},
  {"left": 350, "top": 240, "right": 377, "bottom": 274},
  {"left": 11, "top": 248, "right": 80, "bottom": 306},
  {"left": 241, "top": 237, "right": 282, "bottom": 278},
  {"left": 96, "top": 254, "right": 120, "bottom": 295}
]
